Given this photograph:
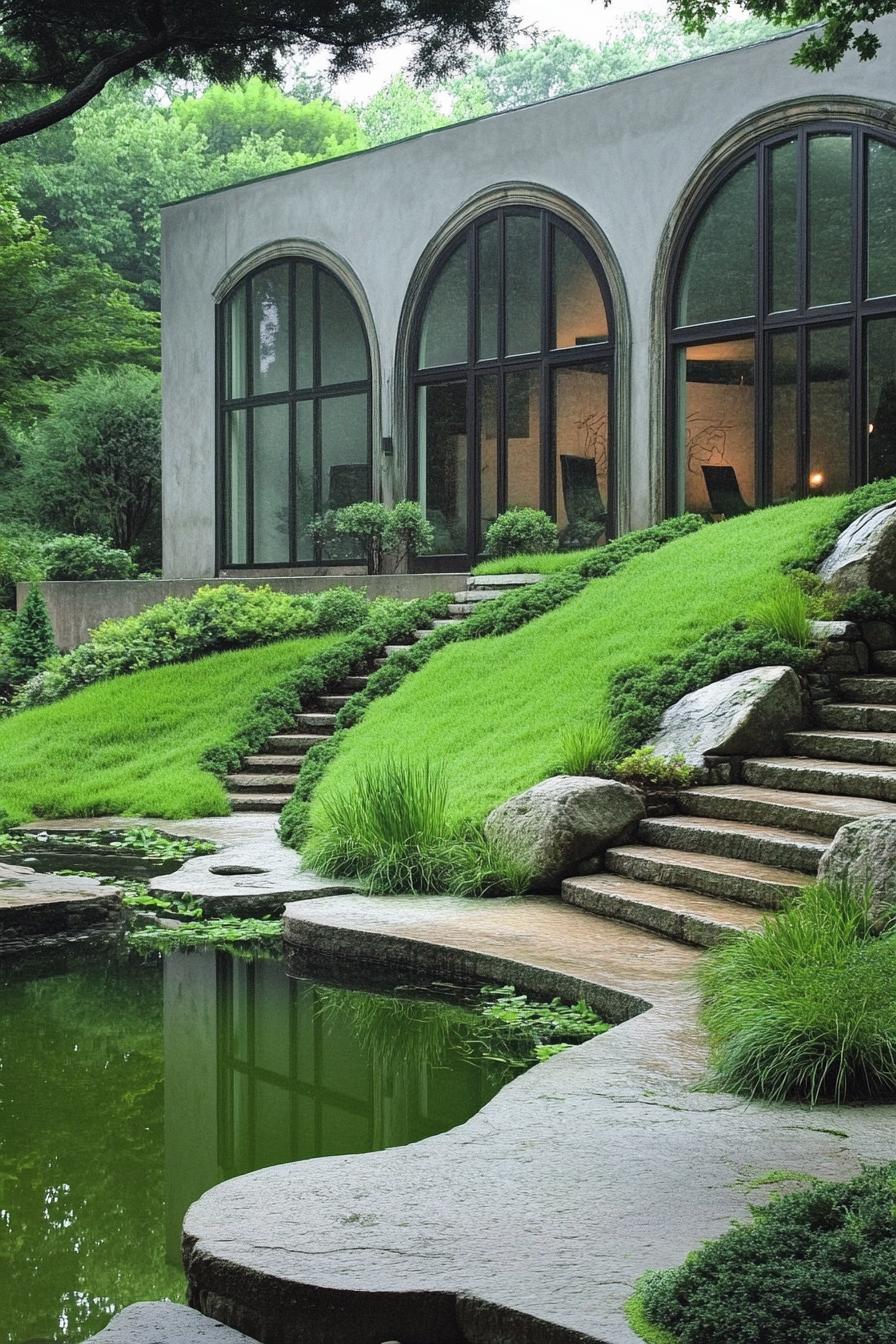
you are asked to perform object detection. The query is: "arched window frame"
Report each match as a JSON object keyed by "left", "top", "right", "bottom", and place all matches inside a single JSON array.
[
  {"left": 666, "top": 119, "right": 896, "bottom": 516},
  {"left": 409, "top": 204, "right": 617, "bottom": 565},
  {"left": 216, "top": 256, "right": 373, "bottom": 569}
]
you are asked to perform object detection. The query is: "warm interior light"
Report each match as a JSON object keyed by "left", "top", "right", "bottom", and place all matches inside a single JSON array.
[
  {"left": 869, "top": 422, "right": 875, "bottom": 434},
  {"left": 808, "top": 470, "right": 825, "bottom": 488}
]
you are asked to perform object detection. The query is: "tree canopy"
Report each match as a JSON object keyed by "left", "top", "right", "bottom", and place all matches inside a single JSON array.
[{"left": 0, "top": 0, "right": 517, "bottom": 144}]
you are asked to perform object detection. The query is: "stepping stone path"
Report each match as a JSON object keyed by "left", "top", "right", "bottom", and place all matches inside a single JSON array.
[
  {"left": 225, "top": 574, "right": 541, "bottom": 813},
  {"left": 564, "top": 647, "right": 896, "bottom": 947}
]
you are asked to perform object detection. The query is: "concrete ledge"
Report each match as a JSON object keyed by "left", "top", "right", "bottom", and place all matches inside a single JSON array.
[
  {"left": 183, "top": 893, "right": 896, "bottom": 1344},
  {"left": 20, "top": 573, "right": 468, "bottom": 650},
  {"left": 84, "top": 1301, "right": 256, "bottom": 1342}
]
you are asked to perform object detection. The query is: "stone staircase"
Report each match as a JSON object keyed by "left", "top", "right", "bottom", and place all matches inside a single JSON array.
[
  {"left": 226, "top": 572, "right": 542, "bottom": 812},
  {"left": 563, "top": 649, "right": 896, "bottom": 948}
]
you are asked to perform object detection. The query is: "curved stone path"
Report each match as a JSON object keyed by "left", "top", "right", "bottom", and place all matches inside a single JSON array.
[{"left": 182, "top": 892, "right": 896, "bottom": 1344}]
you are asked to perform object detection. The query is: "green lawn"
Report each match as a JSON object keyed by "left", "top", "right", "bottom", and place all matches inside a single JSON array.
[
  {"left": 0, "top": 636, "right": 339, "bottom": 822},
  {"left": 472, "top": 548, "right": 600, "bottom": 575},
  {"left": 314, "top": 497, "right": 841, "bottom": 826}
]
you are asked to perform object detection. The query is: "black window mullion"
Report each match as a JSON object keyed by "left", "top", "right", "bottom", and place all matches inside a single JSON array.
[
  {"left": 313, "top": 395, "right": 322, "bottom": 563},
  {"left": 540, "top": 218, "right": 552, "bottom": 514},
  {"left": 287, "top": 261, "right": 297, "bottom": 565},
  {"left": 797, "top": 323, "right": 808, "bottom": 498},
  {"left": 853, "top": 130, "right": 866, "bottom": 486},
  {"left": 243, "top": 277, "right": 254, "bottom": 563},
  {"left": 797, "top": 126, "right": 808, "bottom": 316},
  {"left": 756, "top": 145, "right": 768, "bottom": 505}
]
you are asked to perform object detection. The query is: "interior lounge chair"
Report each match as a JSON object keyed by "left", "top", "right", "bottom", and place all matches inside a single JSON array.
[
  {"left": 560, "top": 454, "right": 608, "bottom": 547},
  {"left": 701, "top": 464, "right": 752, "bottom": 518}
]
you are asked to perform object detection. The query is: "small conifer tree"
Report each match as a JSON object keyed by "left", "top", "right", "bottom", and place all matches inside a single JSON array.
[{"left": 3, "top": 586, "right": 57, "bottom": 686}]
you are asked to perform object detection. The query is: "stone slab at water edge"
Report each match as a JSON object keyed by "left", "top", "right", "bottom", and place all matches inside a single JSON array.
[
  {"left": 0, "top": 864, "right": 120, "bottom": 954},
  {"left": 149, "top": 840, "right": 356, "bottom": 917},
  {"left": 648, "top": 665, "right": 804, "bottom": 767},
  {"left": 84, "top": 1301, "right": 256, "bottom": 1342},
  {"left": 484, "top": 775, "right": 645, "bottom": 889}
]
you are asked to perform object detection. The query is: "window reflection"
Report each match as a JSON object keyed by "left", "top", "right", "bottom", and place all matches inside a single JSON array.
[{"left": 678, "top": 339, "right": 755, "bottom": 517}]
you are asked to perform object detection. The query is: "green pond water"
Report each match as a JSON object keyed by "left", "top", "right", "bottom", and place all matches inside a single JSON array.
[{"left": 0, "top": 944, "right": 519, "bottom": 1344}]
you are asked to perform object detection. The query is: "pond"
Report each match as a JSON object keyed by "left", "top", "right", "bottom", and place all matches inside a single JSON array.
[{"left": 0, "top": 943, "right": 522, "bottom": 1344}]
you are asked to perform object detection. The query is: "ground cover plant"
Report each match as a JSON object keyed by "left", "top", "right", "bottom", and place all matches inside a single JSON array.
[
  {"left": 632, "top": 1163, "right": 896, "bottom": 1344},
  {"left": 699, "top": 879, "right": 896, "bottom": 1105},
  {"left": 308, "top": 495, "right": 845, "bottom": 827},
  {"left": 0, "top": 635, "right": 338, "bottom": 822}
]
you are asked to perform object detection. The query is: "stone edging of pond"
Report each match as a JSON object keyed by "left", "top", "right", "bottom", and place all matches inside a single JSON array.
[{"left": 182, "top": 892, "right": 896, "bottom": 1344}]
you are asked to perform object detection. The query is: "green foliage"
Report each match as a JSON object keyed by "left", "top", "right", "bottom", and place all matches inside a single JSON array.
[
  {"left": 15, "top": 581, "right": 372, "bottom": 710},
  {"left": 24, "top": 367, "right": 161, "bottom": 554},
  {"left": 671, "top": 0, "right": 891, "bottom": 71},
  {"left": 127, "top": 917, "right": 282, "bottom": 952},
  {"left": 577, "top": 515, "right": 705, "bottom": 578},
  {"left": 311, "top": 500, "right": 435, "bottom": 573},
  {"left": 608, "top": 747, "right": 698, "bottom": 790},
  {"left": 0, "top": 584, "right": 55, "bottom": 689},
  {"left": 609, "top": 621, "right": 818, "bottom": 757},
  {"left": 800, "top": 475, "right": 896, "bottom": 566},
  {"left": 476, "top": 985, "right": 608, "bottom": 1053},
  {"left": 751, "top": 577, "right": 812, "bottom": 647},
  {"left": 638, "top": 1163, "right": 896, "bottom": 1344},
  {"left": 171, "top": 77, "right": 365, "bottom": 161},
  {"left": 41, "top": 533, "right": 136, "bottom": 581},
  {"left": 0, "top": 635, "right": 338, "bottom": 822},
  {"left": 699, "top": 880, "right": 896, "bottom": 1104},
  {"left": 788, "top": 567, "right": 844, "bottom": 620},
  {"left": 483, "top": 507, "right": 559, "bottom": 558},
  {"left": 472, "top": 548, "right": 604, "bottom": 576},
  {"left": 557, "top": 711, "right": 617, "bottom": 775},
  {"left": 840, "top": 587, "right": 896, "bottom": 623},
  {"left": 357, "top": 74, "right": 448, "bottom": 144},
  {"left": 0, "top": 523, "right": 46, "bottom": 607}
]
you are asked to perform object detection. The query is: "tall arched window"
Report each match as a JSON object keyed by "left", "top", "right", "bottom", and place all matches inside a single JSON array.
[
  {"left": 668, "top": 123, "right": 896, "bottom": 518},
  {"left": 412, "top": 206, "right": 615, "bottom": 564},
  {"left": 219, "top": 259, "right": 372, "bottom": 567}
]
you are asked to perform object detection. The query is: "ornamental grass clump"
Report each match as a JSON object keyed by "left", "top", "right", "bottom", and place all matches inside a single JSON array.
[
  {"left": 699, "top": 879, "right": 896, "bottom": 1105},
  {"left": 557, "top": 710, "right": 617, "bottom": 775},
  {"left": 751, "top": 576, "right": 812, "bottom": 647}
]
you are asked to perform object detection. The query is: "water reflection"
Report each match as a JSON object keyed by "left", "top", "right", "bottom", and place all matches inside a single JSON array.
[{"left": 0, "top": 947, "right": 508, "bottom": 1344}]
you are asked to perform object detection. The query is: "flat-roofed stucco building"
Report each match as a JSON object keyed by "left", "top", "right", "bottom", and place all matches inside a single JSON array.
[{"left": 160, "top": 21, "right": 896, "bottom": 578}]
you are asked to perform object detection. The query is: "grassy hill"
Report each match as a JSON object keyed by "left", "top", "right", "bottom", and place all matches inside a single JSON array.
[
  {"left": 312, "top": 496, "right": 842, "bottom": 826},
  {"left": 0, "top": 635, "right": 339, "bottom": 822}
]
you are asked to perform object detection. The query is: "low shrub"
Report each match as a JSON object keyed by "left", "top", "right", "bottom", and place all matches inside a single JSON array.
[
  {"left": 608, "top": 621, "right": 818, "bottom": 756},
  {"left": 311, "top": 500, "right": 434, "bottom": 573},
  {"left": 637, "top": 1162, "right": 896, "bottom": 1344},
  {"left": 14, "top": 582, "right": 374, "bottom": 710},
  {"left": 751, "top": 576, "right": 812, "bottom": 647},
  {"left": 607, "top": 747, "right": 698, "bottom": 790},
  {"left": 0, "top": 586, "right": 56, "bottom": 691},
  {"left": 699, "top": 879, "right": 896, "bottom": 1105},
  {"left": 483, "top": 507, "right": 559, "bottom": 558},
  {"left": 40, "top": 533, "right": 136, "bottom": 581},
  {"left": 840, "top": 586, "right": 896, "bottom": 623}
]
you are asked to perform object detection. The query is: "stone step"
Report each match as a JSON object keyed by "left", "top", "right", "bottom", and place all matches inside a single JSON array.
[
  {"left": 315, "top": 694, "right": 351, "bottom": 712},
  {"left": 263, "top": 732, "right": 329, "bottom": 753},
  {"left": 787, "top": 728, "right": 896, "bottom": 767},
  {"left": 872, "top": 649, "right": 896, "bottom": 672},
  {"left": 431, "top": 617, "right": 461, "bottom": 627},
  {"left": 744, "top": 754, "right": 896, "bottom": 804},
  {"left": 335, "top": 674, "right": 369, "bottom": 692},
  {"left": 244, "top": 754, "right": 305, "bottom": 770},
  {"left": 562, "top": 872, "right": 767, "bottom": 947},
  {"left": 226, "top": 772, "right": 298, "bottom": 791},
  {"left": 680, "top": 782, "right": 896, "bottom": 837},
  {"left": 453, "top": 588, "right": 504, "bottom": 603},
  {"left": 638, "top": 814, "right": 826, "bottom": 875},
  {"left": 468, "top": 572, "right": 544, "bottom": 588},
  {"left": 838, "top": 675, "right": 896, "bottom": 705},
  {"left": 228, "top": 793, "right": 291, "bottom": 812},
  {"left": 817, "top": 701, "right": 896, "bottom": 732},
  {"left": 294, "top": 712, "right": 337, "bottom": 732},
  {"left": 448, "top": 602, "right": 475, "bottom": 616},
  {"left": 604, "top": 843, "right": 811, "bottom": 909},
  {"left": 384, "top": 643, "right": 414, "bottom": 656}
]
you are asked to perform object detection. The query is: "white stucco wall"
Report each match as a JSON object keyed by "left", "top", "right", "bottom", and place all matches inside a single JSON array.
[{"left": 160, "top": 21, "right": 896, "bottom": 577}]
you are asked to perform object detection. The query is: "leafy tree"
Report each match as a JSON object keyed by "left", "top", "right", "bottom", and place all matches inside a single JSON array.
[
  {"left": 0, "top": 0, "right": 518, "bottom": 144},
  {"left": 358, "top": 75, "right": 448, "bottom": 145},
  {"left": 171, "top": 77, "right": 366, "bottom": 159},
  {"left": 0, "top": 175, "right": 158, "bottom": 420},
  {"left": 1, "top": 584, "right": 56, "bottom": 686},
  {"left": 24, "top": 367, "right": 161, "bottom": 553}
]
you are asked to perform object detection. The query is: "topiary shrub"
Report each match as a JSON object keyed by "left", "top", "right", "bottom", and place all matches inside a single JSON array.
[
  {"left": 637, "top": 1162, "right": 896, "bottom": 1344},
  {"left": 483, "top": 507, "right": 559, "bottom": 558},
  {"left": 41, "top": 533, "right": 136, "bottom": 581},
  {"left": 0, "top": 586, "right": 56, "bottom": 689},
  {"left": 311, "top": 500, "right": 435, "bottom": 573}
]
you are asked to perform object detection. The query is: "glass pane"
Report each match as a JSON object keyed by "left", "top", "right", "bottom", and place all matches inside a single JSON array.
[
  {"left": 770, "top": 139, "right": 798, "bottom": 313},
  {"left": 769, "top": 331, "right": 799, "bottom": 504},
  {"left": 677, "top": 339, "right": 755, "bottom": 516},
  {"left": 808, "top": 135, "right": 852, "bottom": 308},
  {"left": 808, "top": 325, "right": 851, "bottom": 495},
  {"left": 505, "top": 369, "right": 541, "bottom": 508},
  {"left": 417, "top": 382, "right": 467, "bottom": 553},
  {"left": 252, "top": 403, "right": 290, "bottom": 563},
  {"left": 867, "top": 317, "right": 896, "bottom": 481},
  {"left": 478, "top": 376, "right": 498, "bottom": 546},
  {"left": 295, "top": 261, "right": 314, "bottom": 389},
  {"left": 225, "top": 409, "right": 247, "bottom": 564},
  {"left": 505, "top": 214, "right": 542, "bottom": 356},
  {"left": 477, "top": 222, "right": 499, "bottom": 361},
  {"left": 419, "top": 242, "right": 468, "bottom": 369},
  {"left": 867, "top": 139, "right": 896, "bottom": 299},
  {"left": 676, "top": 161, "right": 756, "bottom": 326},
  {"left": 554, "top": 363, "right": 609, "bottom": 549},
  {"left": 295, "top": 400, "right": 315, "bottom": 561},
  {"left": 553, "top": 229, "right": 607, "bottom": 347},
  {"left": 320, "top": 393, "right": 369, "bottom": 512},
  {"left": 224, "top": 286, "right": 247, "bottom": 399},
  {"left": 320, "top": 272, "right": 367, "bottom": 386},
  {"left": 251, "top": 264, "right": 290, "bottom": 396}
]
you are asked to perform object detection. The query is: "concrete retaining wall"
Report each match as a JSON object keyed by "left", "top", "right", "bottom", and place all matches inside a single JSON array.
[{"left": 18, "top": 573, "right": 468, "bottom": 650}]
